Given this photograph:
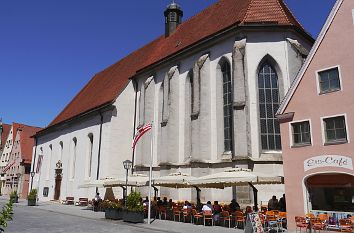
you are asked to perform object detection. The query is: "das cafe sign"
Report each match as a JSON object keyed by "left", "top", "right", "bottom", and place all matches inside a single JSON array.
[{"left": 304, "top": 155, "right": 353, "bottom": 171}]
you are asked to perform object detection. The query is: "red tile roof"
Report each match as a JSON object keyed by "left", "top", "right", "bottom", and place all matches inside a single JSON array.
[
  {"left": 1, "top": 124, "right": 11, "bottom": 149},
  {"left": 43, "top": 0, "right": 308, "bottom": 132},
  {"left": 17, "top": 125, "right": 42, "bottom": 164}
]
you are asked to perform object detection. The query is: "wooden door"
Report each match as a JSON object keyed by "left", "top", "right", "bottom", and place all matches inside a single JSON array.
[{"left": 54, "top": 170, "right": 62, "bottom": 200}]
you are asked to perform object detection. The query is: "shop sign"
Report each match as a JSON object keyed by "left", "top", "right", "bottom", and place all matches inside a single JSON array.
[{"left": 304, "top": 155, "right": 353, "bottom": 171}]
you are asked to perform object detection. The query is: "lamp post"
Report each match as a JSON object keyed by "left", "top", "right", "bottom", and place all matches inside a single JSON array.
[
  {"left": 16, "top": 173, "right": 21, "bottom": 197},
  {"left": 122, "top": 160, "right": 132, "bottom": 208},
  {"left": 30, "top": 171, "right": 35, "bottom": 191}
]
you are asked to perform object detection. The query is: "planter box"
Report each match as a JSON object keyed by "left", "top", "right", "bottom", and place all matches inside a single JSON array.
[
  {"left": 27, "top": 199, "right": 36, "bottom": 206},
  {"left": 123, "top": 210, "right": 144, "bottom": 223},
  {"left": 105, "top": 209, "right": 123, "bottom": 220}
]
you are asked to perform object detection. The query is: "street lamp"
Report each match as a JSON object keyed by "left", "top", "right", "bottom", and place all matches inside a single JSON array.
[
  {"left": 16, "top": 173, "right": 21, "bottom": 197},
  {"left": 30, "top": 171, "right": 35, "bottom": 191},
  {"left": 122, "top": 160, "right": 132, "bottom": 207}
]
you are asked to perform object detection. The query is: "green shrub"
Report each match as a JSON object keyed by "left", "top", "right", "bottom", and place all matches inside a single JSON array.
[
  {"left": 27, "top": 189, "right": 37, "bottom": 200},
  {"left": 9, "top": 191, "right": 17, "bottom": 199},
  {"left": 0, "top": 200, "right": 13, "bottom": 232},
  {"left": 126, "top": 192, "right": 143, "bottom": 212}
]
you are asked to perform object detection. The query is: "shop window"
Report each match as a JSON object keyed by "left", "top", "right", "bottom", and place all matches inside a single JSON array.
[
  {"left": 307, "top": 174, "right": 354, "bottom": 212},
  {"left": 292, "top": 121, "right": 311, "bottom": 146},
  {"left": 318, "top": 67, "right": 341, "bottom": 94},
  {"left": 323, "top": 116, "right": 347, "bottom": 144}
]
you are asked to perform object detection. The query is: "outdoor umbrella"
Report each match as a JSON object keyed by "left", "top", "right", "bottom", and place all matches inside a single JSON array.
[
  {"left": 189, "top": 168, "right": 283, "bottom": 189},
  {"left": 78, "top": 177, "right": 115, "bottom": 188},
  {"left": 103, "top": 173, "right": 149, "bottom": 187},
  {"left": 152, "top": 172, "right": 197, "bottom": 188}
]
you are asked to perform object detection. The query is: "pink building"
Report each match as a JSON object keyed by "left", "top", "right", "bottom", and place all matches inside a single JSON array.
[{"left": 277, "top": 0, "right": 354, "bottom": 230}]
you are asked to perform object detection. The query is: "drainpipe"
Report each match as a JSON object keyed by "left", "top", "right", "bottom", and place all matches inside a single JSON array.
[
  {"left": 30, "top": 137, "right": 38, "bottom": 191},
  {"left": 131, "top": 79, "right": 138, "bottom": 175},
  {"left": 95, "top": 112, "right": 104, "bottom": 194}
]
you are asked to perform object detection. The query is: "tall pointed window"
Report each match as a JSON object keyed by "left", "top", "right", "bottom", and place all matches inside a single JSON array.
[
  {"left": 221, "top": 61, "right": 233, "bottom": 152},
  {"left": 87, "top": 134, "right": 93, "bottom": 178},
  {"left": 258, "top": 63, "right": 281, "bottom": 150},
  {"left": 70, "top": 138, "right": 77, "bottom": 179}
]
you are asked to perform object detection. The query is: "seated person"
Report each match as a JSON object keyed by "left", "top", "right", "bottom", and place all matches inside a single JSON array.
[
  {"left": 213, "top": 201, "right": 222, "bottom": 222},
  {"left": 143, "top": 196, "right": 149, "bottom": 206},
  {"left": 162, "top": 197, "right": 168, "bottom": 206},
  {"left": 156, "top": 197, "right": 163, "bottom": 207},
  {"left": 93, "top": 192, "right": 102, "bottom": 211},
  {"left": 168, "top": 199, "right": 174, "bottom": 208},
  {"left": 229, "top": 199, "right": 240, "bottom": 212},
  {"left": 183, "top": 201, "right": 192, "bottom": 210},
  {"left": 202, "top": 201, "right": 213, "bottom": 212}
]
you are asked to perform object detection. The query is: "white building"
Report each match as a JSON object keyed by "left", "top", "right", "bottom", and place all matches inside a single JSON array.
[{"left": 32, "top": 0, "right": 313, "bottom": 207}]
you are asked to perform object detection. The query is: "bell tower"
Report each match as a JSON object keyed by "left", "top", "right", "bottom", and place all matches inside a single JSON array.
[{"left": 164, "top": 1, "right": 183, "bottom": 37}]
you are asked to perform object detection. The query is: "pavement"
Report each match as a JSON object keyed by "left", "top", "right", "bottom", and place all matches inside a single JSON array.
[{"left": 1, "top": 197, "right": 245, "bottom": 233}]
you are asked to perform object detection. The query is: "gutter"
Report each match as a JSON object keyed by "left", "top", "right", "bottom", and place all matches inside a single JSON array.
[
  {"left": 95, "top": 112, "right": 104, "bottom": 193},
  {"left": 131, "top": 79, "right": 138, "bottom": 175}
]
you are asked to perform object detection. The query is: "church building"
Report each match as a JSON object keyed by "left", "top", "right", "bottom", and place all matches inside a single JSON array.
[{"left": 32, "top": 0, "right": 314, "bottom": 206}]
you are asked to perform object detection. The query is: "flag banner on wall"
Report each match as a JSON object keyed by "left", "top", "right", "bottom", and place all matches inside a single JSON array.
[
  {"left": 36, "top": 155, "right": 43, "bottom": 173},
  {"left": 132, "top": 123, "right": 152, "bottom": 149},
  {"left": 3, "top": 161, "right": 15, "bottom": 173}
]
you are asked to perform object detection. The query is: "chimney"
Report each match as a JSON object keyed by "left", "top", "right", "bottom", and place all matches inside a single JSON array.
[{"left": 164, "top": 1, "right": 183, "bottom": 37}]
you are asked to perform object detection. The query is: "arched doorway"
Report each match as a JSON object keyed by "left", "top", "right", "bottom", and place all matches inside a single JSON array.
[
  {"left": 305, "top": 173, "right": 354, "bottom": 213},
  {"left": 54, "top": 160, "right": 63, "bottom": 201}
]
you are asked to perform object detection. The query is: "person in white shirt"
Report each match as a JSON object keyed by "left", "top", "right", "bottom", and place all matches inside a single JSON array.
[{"left": 202, "top": 201, "right": 213, "bottom": 212}]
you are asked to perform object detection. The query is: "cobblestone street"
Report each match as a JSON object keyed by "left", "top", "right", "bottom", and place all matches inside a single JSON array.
[{"left": 4, "top": 199, "right": 243, "bottom": 233}]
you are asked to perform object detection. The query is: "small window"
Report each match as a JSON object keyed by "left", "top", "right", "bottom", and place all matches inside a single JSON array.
[
  {"left": 292, "top": 121, "right": 311, "bottom": 146},
  {"left": 43, "top": 187, "right": 49, "bottom": 197},
  {"left": 318, "top": 67, "right": 341, "bottom": 94},
  {"left": 323, "top": 116, "right": 347, "bottom": 144}
]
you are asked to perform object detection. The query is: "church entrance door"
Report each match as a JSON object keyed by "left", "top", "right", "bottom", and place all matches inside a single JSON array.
[
  {"left": 53, "top": 160, "right": 63, "bottom": 201},
  {"left": 54, "top": 171, "right": 62, "bottom": 200}
]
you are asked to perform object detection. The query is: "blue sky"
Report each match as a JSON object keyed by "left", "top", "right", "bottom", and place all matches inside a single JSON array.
[{"left": 0, "top": 0, "right": 336, "bottom": 127}]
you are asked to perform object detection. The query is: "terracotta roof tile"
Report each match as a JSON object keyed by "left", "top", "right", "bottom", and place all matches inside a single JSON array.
[
  {"left": 43, "top": 0, "right": 307, "bottom": 131},
  {"left": 1, "top": 124, "right": 11, "bottom": 149},
  {"left": 17, "top": 125, "right": 42, "bottom": 164}
]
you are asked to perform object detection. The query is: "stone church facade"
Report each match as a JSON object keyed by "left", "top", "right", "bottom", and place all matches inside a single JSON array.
[{"left": 32, "top": 0, "right": 313, "bottom": 206}]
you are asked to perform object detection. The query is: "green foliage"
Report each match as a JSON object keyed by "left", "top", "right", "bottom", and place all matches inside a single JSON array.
[
  {"left": 27, "top": 189, "right": 37, "bottom": 200},
  {"left": 9, "top": 191, "right": 17, "bottom": 199},
  {"left": 0, "top": 200, "right": 13, "bottom": 232},
  {"left": 126, "top": 192, "right": 143, "bottom": 212}
]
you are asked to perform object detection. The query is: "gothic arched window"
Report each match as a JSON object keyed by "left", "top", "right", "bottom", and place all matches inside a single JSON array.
[
  {"left": 87, "top": 133, "right": 93, "bottom": 178},
  {"left": 221, "top": 61, "right": 233, "bottom": 152},
  {"left": 258, "top": 63, "right": 281, "bottom": 150}
]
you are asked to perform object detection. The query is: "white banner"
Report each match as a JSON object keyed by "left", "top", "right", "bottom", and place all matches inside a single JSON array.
[{"left": 304, "top": 155, "right": 353, "bottom": 171}]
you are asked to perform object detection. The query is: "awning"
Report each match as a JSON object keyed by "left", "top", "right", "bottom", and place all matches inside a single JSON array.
[
  {"left": 189, "top": 168, "right": 283, "bottom": 189},
  {"left": 103, "top": 174, "right": 148, "bottom": 187},
  {"left": 153, "top": 172, "right": 197, "bottom": 188}
]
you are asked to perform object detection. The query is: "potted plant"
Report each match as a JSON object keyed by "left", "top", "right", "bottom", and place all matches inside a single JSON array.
[
  {"left": 123, "top": 192, "right": 144, "bottom": 223},
  {"left": 104, "top": 200, "right": 123, "bottom": 220},
  {"left": 9, "top": 191, "right": 18, "bottom": 203},
  {"left": 27, "top": 189, "right": 37, "bottom": 206}
]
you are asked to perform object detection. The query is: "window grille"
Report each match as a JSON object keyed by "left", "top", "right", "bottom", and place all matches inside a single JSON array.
[
  {"left": 258, "top": 63, "right": 281, "bottom": 150},
  {"left": 221, "top": 61, "right": 233, "bottom": 152}
]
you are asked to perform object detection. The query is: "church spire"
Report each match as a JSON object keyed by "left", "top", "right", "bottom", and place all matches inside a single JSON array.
[{"left": 164, "top": 1, "right": 183, "bottom": 37}]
